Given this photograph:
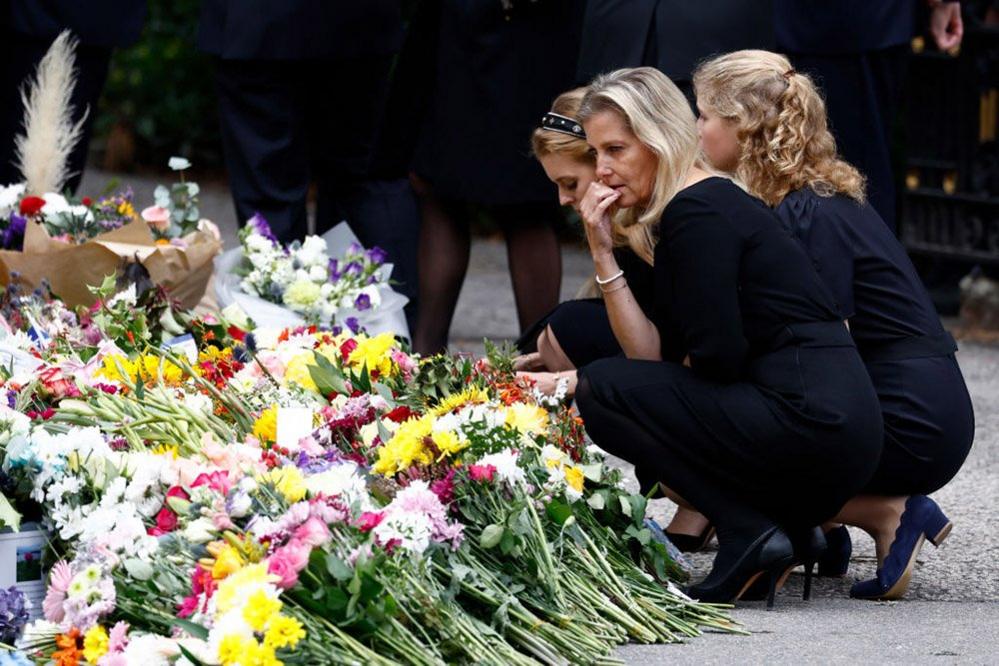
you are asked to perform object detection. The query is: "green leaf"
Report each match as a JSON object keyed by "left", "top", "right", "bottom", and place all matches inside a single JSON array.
[
  {"left": 545, "top": 499, "right": 573, "bottom": 526},
  {"left": 325, "top": 554, "right": 354, "bottom": 582},
  {"left": 499, "top": 529, "right": 516, "bottom": 555},
  {"left": 479, "top": 524, "right": 505, "bottom": 549},
  {"left": 371, "top": 382, "right": 396, "bottom": 408},
  {"left": 171, "top": 617, "right": 209, "bottom": 640},
  {"left": 0, "top": 493, "right": 21, "bottom": 532},
  {"left": 586, "top": 492, "right": 605, "bottom": 511},
  {"left": 578, "top": 463, "right": 603, "bottom": 483},
  {"left": 123, "top": 558, "right": 154, "bottom": 581}
]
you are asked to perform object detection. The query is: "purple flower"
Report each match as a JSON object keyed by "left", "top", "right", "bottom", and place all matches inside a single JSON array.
[
  {"left": 248, "top": 212, "right": 278, "bottom": 244},
  {"left": 345, "top": 317, "right": 360, "bottom": 334},
  {"left": 328, "top": 258, "right": 341, "bottom": 281},
  {"left": 344, "top": 262, "right": 363, "bottom": 277},
  {"left": 354, "top": 293, "right": 371, "bottom": 311},
  {"left": 0, "top": 586, "right": 29, "bottom": 644},
  {"left": 365, "top": 247, "right": 388, "bottom": 265},
  {"left": 366, "top": 274, "right": 379, "bottom": 285},
  {"left": 5, "top": 391, "right": 15, "bottom": 409},
  {"left": 2, "top": 214, "right": 26, "bottom": 250},
  {"left": 347, "top": 242, "right": 363, "bottom": 255}
]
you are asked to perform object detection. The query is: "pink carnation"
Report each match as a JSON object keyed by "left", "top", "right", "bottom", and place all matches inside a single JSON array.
[
  {"left": 468, "top": 464, "right": 496, "bottom": 483},
  {"left": 355, "top": 511, "right": 385, "bottom": 532}
]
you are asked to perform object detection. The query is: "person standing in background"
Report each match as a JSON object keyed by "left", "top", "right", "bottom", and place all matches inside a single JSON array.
[
  {"left": 0, "top": 0, "right": 148, "bottom": 192},
  {"left": 576, "top": 0, "right": 774, "bottom": 101},
  {"left": 199, "top": 0, "right": 420, "bottom": 312},
  {"left": 410, "top": 0, "right": 582, "bottom": 355},
  {"left": 774, "top": 0, "right": 964, "bottom": 230}
]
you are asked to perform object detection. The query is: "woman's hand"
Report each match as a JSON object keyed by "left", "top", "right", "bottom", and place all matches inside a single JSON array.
[
  {"left": 579, "top": 181, "right": 621, "bottom": 260},
  {"left": 516, "top": 370, "right": 576, "bottom": 399},
  {"left": 929, "top": 1, "right": 963, "bottom": 51},
  {"left": 512, "top": 352, "right": 545, "bottom": 371}
]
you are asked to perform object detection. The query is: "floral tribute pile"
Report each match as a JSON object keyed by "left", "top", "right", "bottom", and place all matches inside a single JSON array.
[{"left": 0, "top": 273, "right": 738, "bottom": 665}]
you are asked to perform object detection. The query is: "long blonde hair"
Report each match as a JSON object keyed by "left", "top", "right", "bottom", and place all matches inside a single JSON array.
[
  {"left": 692, "top": 49, "right": 865, "bottom": 206},
  {"left": 578, "top": 67, "right": 701, "bottom": 265}
]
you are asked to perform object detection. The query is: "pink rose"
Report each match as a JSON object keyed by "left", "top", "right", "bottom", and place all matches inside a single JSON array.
[
  {"left": 37, "top": 366, "right": 80, "bottom": 400},
  {"left": 141, "top": 205, "right": 171, "bottom": 231},
  {"left": 267, "top": 554, "right": 299, "bottom": 590},
  {"left": 293, "top": 517, "right": 331, "bottom": 548},
  {"left": 267, "top": 540, "right": 312, "bottom": 589},
  {"left": 192, "top": 470, "right": 232, "bottom": 495},
  {"left": 469, "top": 464, "right": 496, "bottom": 483}
]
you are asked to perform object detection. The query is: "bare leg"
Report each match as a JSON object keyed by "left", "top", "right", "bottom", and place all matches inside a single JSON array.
[
  {"left": 666, "top": 506, "right": 711, "bottom": 535},
  {"left": 832, "top": 495, "right": 908, "bottom": 566},
  {"left": 537, "top": 325, "right": 575, "bottom": 372},
  {"left": 411, "top": 175, "right": 469, "bottom": 355}
]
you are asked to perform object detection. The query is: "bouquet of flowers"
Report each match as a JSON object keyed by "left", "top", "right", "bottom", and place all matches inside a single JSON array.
[{"left": 215, "top": 216, "right": 410, "bottom": 339}]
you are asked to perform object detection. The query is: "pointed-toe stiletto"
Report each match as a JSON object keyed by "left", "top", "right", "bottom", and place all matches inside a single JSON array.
[
  {"left": 850, "top": 495, "right": 953, "bottom": 601},
  {"left": 817, "top": 525, "right": 852, "bottom": 577},
  {"left": 686, "top": 526, "right": 795, "bottom": 610},
  {"left": 665, "top": 523, "right": 716, "bottom": 553},
  {"left": 741, "top": 526, "right": 827, "bottom": 602}
]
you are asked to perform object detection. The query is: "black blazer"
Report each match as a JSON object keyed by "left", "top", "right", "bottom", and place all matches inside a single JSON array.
[
  {"left": 198, "top": 0, "right": 405, "bottom": 61},
  {"left": 578, "top": 0, "right": 774, "bottom": 83},
  {"left": 774, "top": 0, "right": 920, "bottom": 55},
  {"left": 8, "top": 0, "right": 146, "bottom": 48}
]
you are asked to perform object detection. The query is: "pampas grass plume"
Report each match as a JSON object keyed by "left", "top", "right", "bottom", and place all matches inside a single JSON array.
[{"left": 14, "top": 30, "right": 86, "bottom": 194}]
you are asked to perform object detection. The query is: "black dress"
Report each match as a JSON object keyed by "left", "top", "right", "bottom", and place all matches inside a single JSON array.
[
  {"left": 776, "top": 188, "right": 974, "bottom": 495},
  {"left": 516, "top": 248, "right": 655, "bottom": 366},
  {"left": 576, "top": 178, "right": 883, "bottom": 529}
]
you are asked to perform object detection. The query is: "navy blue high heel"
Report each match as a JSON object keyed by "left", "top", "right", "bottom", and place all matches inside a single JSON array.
[
  {"left": 817, "top": 525, "right": 852, "bottom": 577},
  {"left": 850, "top": 495, "right": 953, "bottom": 601}
]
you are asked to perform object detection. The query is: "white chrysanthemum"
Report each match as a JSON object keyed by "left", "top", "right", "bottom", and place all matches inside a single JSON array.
[
  {"left": 295, "top": 235, "right": 328, "bottom": 267},
  {"left": 305, "top": 462, "right": 371, "bottom": 509},
  {"left": 0, "top": 182, "right": 25, "bottom": 216},
  {"left": 374, "top": 511, "right": 433, "bottom": 555}
]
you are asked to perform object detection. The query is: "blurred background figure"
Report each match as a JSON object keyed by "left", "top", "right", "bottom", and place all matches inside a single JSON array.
[
  {"left": 576, "top": 0, "right": 774, "bottom": 100},
  {"left": 198, "top": 0, "right": 420, "bottom": 314},
  {"left": 0, "top": 0, "right": 148, "bottom": 191},
  {"left": 410, "top": 0, "right": 582, "bottom": 355},
  {"left": 774, "top": 0, "right": 964, "bottom": 231}
]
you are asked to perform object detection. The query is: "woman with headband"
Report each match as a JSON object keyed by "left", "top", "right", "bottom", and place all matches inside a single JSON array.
[
  {"left": 571, "top": 67, "right": 883, "bottom": 607},
  {"left": 691, "top": 49, "right": 974, "bottom": 600}
]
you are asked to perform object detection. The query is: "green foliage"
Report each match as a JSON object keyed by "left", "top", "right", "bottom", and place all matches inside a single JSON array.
[{"left": 95, "top": 0, "right": 221, "bottom": 168}]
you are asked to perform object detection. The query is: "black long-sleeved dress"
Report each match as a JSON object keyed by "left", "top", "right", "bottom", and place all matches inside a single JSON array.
[
  {"left": 576, "top": 177, "right": 884, "bottom": 528},
  {"left": 776, "top": 188, "right": 974, "bottom": 495}
]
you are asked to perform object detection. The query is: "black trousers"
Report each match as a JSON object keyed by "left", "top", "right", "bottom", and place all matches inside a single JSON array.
[
  {"left": 0, "top": 31, "right": 112, "bottom": 192},
  {"left": 213, "top": 56, "right": 420, "bottom": 309},
  {"left": 576, "top": 348, "right": 883, "bottom": 530},
  {"left": 786, "top": 46, "right": 909, "bottom": 231}
]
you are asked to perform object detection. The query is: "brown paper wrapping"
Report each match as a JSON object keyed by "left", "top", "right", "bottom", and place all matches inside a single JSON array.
[{"left": 0, "top": 219, "right": 222, "bottom": 309}]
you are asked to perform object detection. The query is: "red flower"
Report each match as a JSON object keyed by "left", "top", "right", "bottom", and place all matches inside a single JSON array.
[
  {"left": 166, "top": 486, "right": 190, "bottom": 501},
  {"left": 19, "top": 195, "right": 45, "bottom": 216},
  {"left": 154, "top": 507, "right": 178, "bottom": 532},
  {"left": 355, "top": 511, "right": 385, "bottom": 532},
  {"left": 81, "top": 196, "right": 92, "bottom": 206},
  {"left": 226, "top": 325, "right": 246, "bottom": 341},
  {"left": 384, "top": 405, "right": 414, "bottom": 423},
  {"left": 469, "top": 464, "right": 496, "bottom": 483},
  {"left": 339, "top": 338, "right": 358, "bottom": 361}
]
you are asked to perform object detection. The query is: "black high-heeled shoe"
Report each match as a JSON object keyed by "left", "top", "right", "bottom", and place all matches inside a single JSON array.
[
  {"left": 741, "top": 526, "right": 827, "bottom": 602},
  {"left": 686, "top": 526, "right": 794, "bottom": 610},
  {"left": 817, "top": 525, "right": 851, "bottom": 577},
  {"left": 665, "top": 522, "right": 716, "bottom": 553}
]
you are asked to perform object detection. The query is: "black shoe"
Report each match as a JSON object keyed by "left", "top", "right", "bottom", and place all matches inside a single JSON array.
[
  {"left": 665, "top": 523, "right": 716, "bottom": 553},
  {"left": 741, "top": 526, "right": 827, "bottom": 602},
  {"left": 817, "top": 525, "right": 851, "bottom": 577},
  {"left": 686, "top": 526, "right": 794, "bottom": 610}
]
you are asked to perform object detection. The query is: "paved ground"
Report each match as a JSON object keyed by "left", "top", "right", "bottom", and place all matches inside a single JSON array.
[{"left": 81, "top": 169, "right": 999, "bottom": 664}]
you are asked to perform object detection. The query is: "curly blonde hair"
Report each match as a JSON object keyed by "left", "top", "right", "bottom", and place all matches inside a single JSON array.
[
  {"left": 692, "top": 50, "right": 865, "bottom": 206},
  {"left": 578, "top": 67, "right": 702, "bottom": 264}
]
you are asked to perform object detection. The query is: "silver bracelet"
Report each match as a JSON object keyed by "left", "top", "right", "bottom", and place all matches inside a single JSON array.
[{"left": 595, "top": 269, "right": 624, "bottom": 285}]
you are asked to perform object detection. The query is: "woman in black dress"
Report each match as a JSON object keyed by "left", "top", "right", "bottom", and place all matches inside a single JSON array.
[
  {"left": 410, "top": 0, "right": 582, "bottom": 354},
  {"left": 572, "top": 67, "right": 883, "bottom": 605},
  {"left": 692, "top": 50, "right": 974, "bottom": 600}
]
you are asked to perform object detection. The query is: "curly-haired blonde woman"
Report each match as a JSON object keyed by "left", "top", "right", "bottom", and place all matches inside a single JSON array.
[
  {"left": 691, "top": 49, "right": 975, "bottom": 601},
  {"left": 572, "top": 67, "right": 883, "bottom": 607}
]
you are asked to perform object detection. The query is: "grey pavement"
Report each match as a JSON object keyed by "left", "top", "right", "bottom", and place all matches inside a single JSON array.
[{"left": 80, "top": 169, "right": 999, "bottom": 663}]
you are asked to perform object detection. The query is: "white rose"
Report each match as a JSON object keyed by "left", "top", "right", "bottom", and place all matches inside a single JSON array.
[
  {"left": 295, "top": 235, "right": 328, "bottom": 267},
  {"left": 183, "top": 517, "right": 217, "bottom": 544}
]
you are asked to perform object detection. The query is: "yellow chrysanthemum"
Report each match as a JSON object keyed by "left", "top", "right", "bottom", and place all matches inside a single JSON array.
[
  {"left": 284, "top": 352, "right": 319, "bottom": 393},
  {"left": 95, "top": 354, "right": 138, "bottom": 384},
  {"left": 264, "top": 614, "right": 306, "bottom": 650},
  {"left": 372, "top": 415, "right": 434, "bottom": 476},
  {"left": 265, "top": 466, "right": 307, "bottom": 503},
  {"left": 117, "top": 201, "right": 136, "bottom": 218},
  {"left": 432, "top": 386, "right": 490, "bottom": 416},
  {"left": 219, "top": 634, "right": 252, "bottom": 666},
  {"left": 564, "top": 466, "right": 585, "bottom": 493},
  {"left": 432, "top": 430, "right": 469, "bottom": 458},
  {"left": 151, "top": 444, "right": 179, "bottom": 458},
  {"left": 253, "top": 405, "right": 278, "bottom": 444},
  {"left": 215, "top": 563, "right": 276, "bottom": 614},
  {"left": 505, "top": 402, "right": 549, "bottom": 435},
  {"left": 243, "top": 589, "right": 283, "bottom": 632},
  {"left": 82, "top": 624, "right": 109, "bottom": 663},
  {"left": 140, "top": 355, "right": 184, "bottom": 385},
  {"left": 211, "top": 544, "right": 245, "bottom": 580},
  {"left": 348, "top": 332, "right": 397, "bottom": 377}
]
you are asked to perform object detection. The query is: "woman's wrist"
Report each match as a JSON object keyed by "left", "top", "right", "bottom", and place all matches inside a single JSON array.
[{"left": 592, "top": 252, "right": 619, "bottom": 275}]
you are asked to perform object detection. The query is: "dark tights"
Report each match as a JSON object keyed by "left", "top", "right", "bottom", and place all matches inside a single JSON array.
[{"left": 412, "top": 176, "right": 562, "bottom": 355}]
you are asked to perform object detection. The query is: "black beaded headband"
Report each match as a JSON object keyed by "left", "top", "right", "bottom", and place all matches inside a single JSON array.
[{"left": 540, "top": 112, "right": 586, "bottom": 139}]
